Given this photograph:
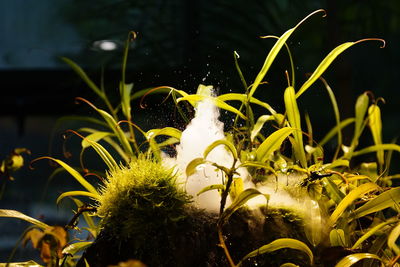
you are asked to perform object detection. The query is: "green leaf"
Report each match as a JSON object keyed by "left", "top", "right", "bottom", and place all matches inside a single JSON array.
[
  {"left": 177, "top": 94, "right": 247, "bottom": 120},
  {"left": 197, "top": 184, "right": 225, "bottom": 196},
  {"left": 322, "top": 159, "right": 350, "bottom": 170},
  {"left": 33, "top": 157, "right": 98, "bottom": 195},
  {"left": 0, "top": 209, "right": 49, "bottom": 230},
  {"left": 186, "top": 158, "right": 208, "bottom": 177},
  {"left": 284, "top": 86, "right": 307, "bottom": 167},
  {"left": 61, "top": 57, "right": 103, "bottom": 97},
  {"left": 81, "top": 131, "right": 112, "bottom": 149},
  {"left": 319, "top": 118, "right": 355, "bottom": 147},
  {"left": 203, "top": 139, "right": 238, "bottom": 160},
  {"left": 321, "top": 177, "right": 345, "bottom": 205},
  {"left": 120, "top": 82, "right": 133, "bottom": 120},
  {"left": 81, "top": 135, "right": 119, "bottom": 171},
  {"left": 368, "top": 104, "right": 384, "bottom": 166},
  {"left": 221, "top": 188, "right": 268, "bottom": 223},
  {"left": 328, "top": 183, "right": 380, "bottom": 226},
  {"left": 217, "top": 93, "right": 278, "bottom": 116},
  {"left": 256, "top": 127, "right": 295, "bottom": 162},
  {"left": 352, "top": 144, "right": 400, "bottom": 157},
  {"left": 251, "top": 115, "right": 274, "bottom": 141},
  {"left": 280, "top": 264, "right": 299, "bottom": 267},
  {"left": 0, "top": 260, "right": 43, "bottom": 267},
  {"left": 334, "top": 253, "right": 382, "bottom": 267},
  {"left": 62, "top": 241, "right": 93, "bottom": 256},
  {"left": 146, "top": 127, "right": 182, "bottom": 140},
  {"left": 238, "top": 238, "right": 313, "bottom": 266},
  {"left": 352, "top": 219, "right": 397, "bottom": 249},
  {"left": 330, "top": 229, "right": 347, "bottom": 247},
  {"left": 351, "top": 187, "right": 400, "bottom": 220},
  {"left": 388, "top": 222, "right": 400, "bottom": 255},
  {"left": 249, "top": 9, "right": 325, "bottom": 98},
  {"left": 56, "top": 191, "right": 100, "bottom": 205}
]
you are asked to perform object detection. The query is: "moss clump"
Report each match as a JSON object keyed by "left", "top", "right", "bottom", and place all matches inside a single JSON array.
[{"left": 96, "top": 155, "right": 191, "bottom": 240}]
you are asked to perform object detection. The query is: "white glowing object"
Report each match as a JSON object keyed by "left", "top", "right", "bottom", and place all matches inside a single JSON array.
[{"left": 93, "top": 40, "right": 118, "bottom": 51}]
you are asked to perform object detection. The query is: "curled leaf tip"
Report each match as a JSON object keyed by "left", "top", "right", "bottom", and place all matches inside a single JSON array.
[
  {"left": 129, "top": 31, "right": 137, "bottom": 41},
  {"left": 355, "top": 38, "right": 386, "bottom": 48},
  {"left": 296, "top": 9, "right": 327, "bottom": 28}
]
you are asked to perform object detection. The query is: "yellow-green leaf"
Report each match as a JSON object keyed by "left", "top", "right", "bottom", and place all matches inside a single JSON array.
[
  {"left": 319, "top": 118, "right": 355, "bottom": 147},
  {"left": 56, "top": 191, "right": 100, "bottom": 205},
  {"left": 334, "top": 253, "right": 382, "bottom": 267},
  {"left": 352, "top": 219, "right": 397, "bottom": 249},
  {"left": 352, "top": 144, "right": 400, "bottom": 157},
  {"left": 81, "top": 132, "right": 112, "bottom": 149},
  {"left": 249, "top": 9, "right": 325, "bottom": 98},
  {"left": 62, "top": 241, "right": 93, "bottom": 256},
  {"left": 368, "top": 104, "right": 384, "bottom": 166},
  {"left": 321, "top": 177, "right": 345, "bottom": 205},
  {"left": 197, "top": 184, "right": 225, "bottom": 196},
  {"left": 33, "top": 157, "right": 98, "bottom": 195},
  {"left": 256, "top": 127, "right": 294, "bottom": 162},
  {"left": 120, "top": 82, "right": 133, "bottom": 119},
  {"left": 0, "top": 209, "right": 49, "bottom": 230},
  {"left": 238, "top": 238, "right": 313, "bottom": 266},
  {"left": 388, "top": 222, "right": 400, "bottom": 255},
  {"left": 251, "top": 115, "right": 274, "bottom": 141},
  {"left": 203, "top": 139, "right": 238, "bottom": 160},
  {"left": 328, "top": 183, "right": 380, "bottom": 226},
  {"left": 330, "top": 229, "right": 347, "bottom": 247},
  {"left": 186, "top": 158, "right": 208, "bottom": 177},
  {"left": 284, "top": 86, "right": 307, "bottom": 167},
  {"left": 351, "top": 187, "right": 400, "bottom": 220}
]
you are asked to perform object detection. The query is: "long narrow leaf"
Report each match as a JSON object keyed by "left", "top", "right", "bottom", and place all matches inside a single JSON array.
[
  {"left": 256, "top": 127, "right": 294, "bottom": 162},
  {"left": 249, "top": 9, "right": 326, "bottom": 98},
  {"left": 251, "top": 115, "right": 274, "bottom": 141},
  {"left": 32, "top": 157, "right": 98, "bottom": 195},
  {"left": 56, "top": 191, "right": 100, "bottom": 205},
  {"left": 351, "top": 187, "right": 400, "bottom": 220},
  {"left": 328, "top": 183, "right": 380, "bottom": 226},
  {"left": 368, "top": 104, "right": 384, "bottom": 166},
  {"left": 319, "top": 118, "right": 355, "bottom": 147},
  {"left": 352, "top": 144, "right": 400, "bottom": 157},
  {"left": 352, "top": 219, "right": 397, "bottom": 249},
  {"left": 335, "top": 253, "right": 382, "bottom": 267},
  {"left": 284, "top": 86, "right": 307, "bottom": 167},
  {"left": 388, "top": 222, "right": 400, "bottom": 255},
  {"left": 238, "top": 238, "right": 313, "bottom": 266},
  {"left": 0, "top": 209, "right": 49, "bottom": 230},
  {"left": 203, "top": 139, "right": 238, "bottom": 160}
]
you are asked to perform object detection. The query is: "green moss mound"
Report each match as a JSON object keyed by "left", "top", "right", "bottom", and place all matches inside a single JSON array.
[{"left": 96, "top": 156, "right": 191, "bottom": 240}]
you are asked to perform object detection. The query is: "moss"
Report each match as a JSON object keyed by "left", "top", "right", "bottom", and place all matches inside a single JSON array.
[{"left": 96, "top": 155, "right": 191, "bottom": 240}]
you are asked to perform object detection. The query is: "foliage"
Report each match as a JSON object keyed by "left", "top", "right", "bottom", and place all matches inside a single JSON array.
[
  {"left": 96, "top": 155, "right": 191, "bottom": 240},
  {"left": 1, "top": 8, "right": 400, "bottom": 267}
]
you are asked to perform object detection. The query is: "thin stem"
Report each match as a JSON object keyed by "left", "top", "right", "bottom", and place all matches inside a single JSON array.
[{"left": 218, "top": 225, "right": 236, "bottom": 267}]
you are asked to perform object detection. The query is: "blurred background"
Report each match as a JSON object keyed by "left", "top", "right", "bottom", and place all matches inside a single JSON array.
[{"left": 0, "top": 0, "right": 399, "bottom": 261}]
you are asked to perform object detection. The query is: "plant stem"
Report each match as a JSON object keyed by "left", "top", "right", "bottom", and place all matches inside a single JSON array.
[{"left": 218, "top": 224, "right": 236, "bottom": 267}]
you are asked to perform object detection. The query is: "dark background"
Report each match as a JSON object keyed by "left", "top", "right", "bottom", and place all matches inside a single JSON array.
[{"left": 0, "top": 0, "right": 399, "bottom": 262}]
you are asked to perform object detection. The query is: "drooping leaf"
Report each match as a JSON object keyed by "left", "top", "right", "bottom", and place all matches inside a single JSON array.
[
  {"left": 217, "top": 93, "right": 278, "bottom": 116},
  {"left": 256, "top": 127, "right": 295, "bottom": 162},
  {"left": 197, "top": 184, "right": 225, "bottom": 196},
  {"left": 238, "top": 238, "right": 313, "bottom": 266},
  {"left": 203, "top": 139, "right": 238, "bottom": 160},
  {"left": 0, "top": 209, "right": 49, "bottom": 230},
  {"left": 334, "top": 253, "right": 382, "bottom": 267},
  {"left": 56, "top": 191, "right": 100, "bottom": 205},
  {"left": 186, "top": 158, "right": 208, "bottom": 177},
  {"left": 32, "top": 157, "right": 98, "bottom": 195},
  {"left": 352, "top": 144, "right": 400, "bottom": 157},
  {"left": 81, "top": 132, "right": 112, "bottom": 149},
  {"left": 62, "top": 241, "right": 93, "bottom": 256},
  {"left": 177, "top": 94, "right": 247, "bottom": 119},
  {"left": 296, "top": 38, "right": 385, "bottom": 98},
  {"left": 80, "top": 135, "right": 119, "bottom": 172},
  {"left": 352, "top": 219, "right": 397, "bottom": 249},
  {"left": 284, "top": 86, "right": 307, "bottom": 167},
  {"left": 328, "top": 183, "right": 380, "bottom": 226},
  {"left": 221, "top": 188, "right": 268, "bottom": 223},
  {"left": 351, "top": 187, "right": 400, "bottom": 220},
  {"left": 251, "top": 115, "right": 274, "bottom": 141}
]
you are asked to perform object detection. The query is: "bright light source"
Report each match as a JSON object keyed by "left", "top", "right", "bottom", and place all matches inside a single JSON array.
[{"left": 93, "top": 40, "right": 118, "bottom": 51}]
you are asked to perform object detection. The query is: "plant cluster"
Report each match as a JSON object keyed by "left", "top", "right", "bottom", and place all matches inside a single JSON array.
[{"left": 1, "top": 9, "right": 400, "bottom": 267}]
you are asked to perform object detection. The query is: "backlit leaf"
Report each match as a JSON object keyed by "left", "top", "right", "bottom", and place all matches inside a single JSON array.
[
  {"left": 203, "top": 139, "right": 238, "bottom": 160},
  {"left": 186, "top": 158, "right": 208, "bottom": 177},
  {"left": 81, "top": 132, "right": 112, "bottom": 149},
  {"left": 197, "top": 184, "right": 225, "bottom": 196},
  {"left": 335, "top": 253, "right": 382, "bottom": 267},
  {"left": 0, "top": 209, "right": 49, "bottom": 230},
  {"left": 251, "top": 115, "right": 274, "bottom": 141},
  {"left": 328, "top": 183, "right": 380, "bottom": 226},
  {"left": 256, "top": 127, "right": 294, "bottom": 162},
  {"left": 351, "top": 187, "right": 400, "bottom": 220},
  {"left": 238, "top": 238, "right": 313, "bottom": 266}
]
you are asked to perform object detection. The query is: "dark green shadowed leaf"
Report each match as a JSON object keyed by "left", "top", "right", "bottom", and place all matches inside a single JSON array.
[{"left": 197, "top": 184, "right": 225, "bottom": 196}]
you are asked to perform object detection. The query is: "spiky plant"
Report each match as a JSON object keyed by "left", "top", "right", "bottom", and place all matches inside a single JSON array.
[{"left": 96, "top": 155, "right": 191, "bottom": 240}]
